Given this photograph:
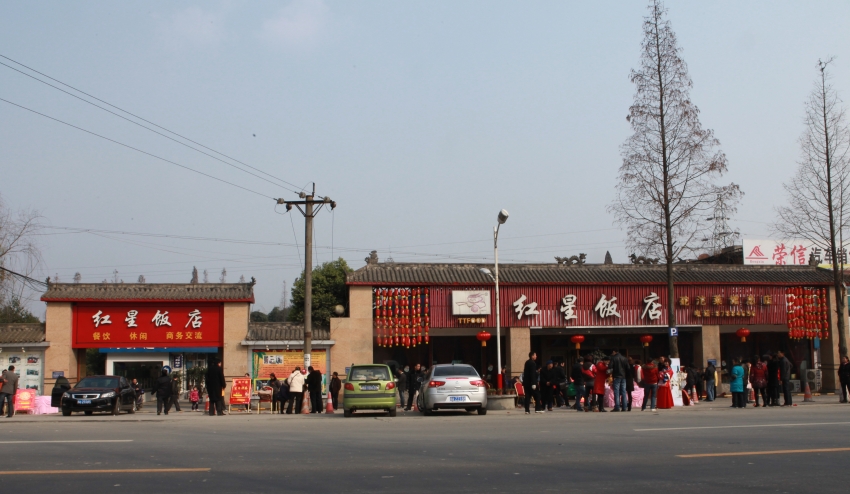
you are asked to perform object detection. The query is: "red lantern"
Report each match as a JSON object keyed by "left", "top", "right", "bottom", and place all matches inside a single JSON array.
[
  {"left": 639, "top": 335, "right": 653, "bottom": 347},
  {"left": 570, "top": 334, "right": 585, "bottom": 350},
  {"left": 476, "top": 330, "right": 491, "bottom": 347},
  {"left": 736, "top": 328, "right": 750, "bottom": 342}
]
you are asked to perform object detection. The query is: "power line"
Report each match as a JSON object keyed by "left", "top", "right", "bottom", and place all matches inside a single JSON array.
[
  {"left": 0, "top": 53, "right": 307, "bottom": 196},
  {"left": 0, "top": 266, "right": 48, "bottom": 290},
  {"left": 0, "top": 97, "right": 275, "bottom": 201}
]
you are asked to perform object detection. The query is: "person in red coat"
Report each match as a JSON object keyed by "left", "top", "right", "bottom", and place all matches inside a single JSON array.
[
  {"left": 594, "top": 356, "right": 610, "bottom": 412},
  {"left": 656, "top": 360, "right": 674, "bottom": 409},
  {"left": 749, "top": 355, "right": 768, "bottom": 407}
]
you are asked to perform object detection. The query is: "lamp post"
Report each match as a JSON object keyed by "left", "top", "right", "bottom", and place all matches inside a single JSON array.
[{"left": 479, "top": 209, "right": 509, "bottom": 391}]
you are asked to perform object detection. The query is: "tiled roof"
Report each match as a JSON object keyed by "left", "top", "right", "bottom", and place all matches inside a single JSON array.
[
  {"left": 245, "top": 322, "right": 330, "bottom": 341},
  {"left": 41, "top": 283, "right": 255, "bottom": 302},
  {"left": 348, "top": 263, "right": 836, "bottom": 285},
  {"left": 0, "top": 324, "right": 46, "bottom": 344}
]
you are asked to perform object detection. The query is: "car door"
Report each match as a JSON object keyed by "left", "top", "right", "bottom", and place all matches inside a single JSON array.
[{"left": 119, "top": 378, "right": 132, "bottom": 407}]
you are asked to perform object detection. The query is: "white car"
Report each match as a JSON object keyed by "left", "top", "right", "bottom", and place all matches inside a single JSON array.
[{"left": 417, "top": 364, "right": 488, "bottom": 415}]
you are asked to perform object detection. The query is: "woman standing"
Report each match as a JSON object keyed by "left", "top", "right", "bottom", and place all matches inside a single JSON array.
[
  {"left": 749, "top": 356, "right": 768, "bottom": 407},
  {"left": 268, "top": 373, "right": 282, "bottom": 413},
  {"left": 594, "top": 356, "right": 609, "bottom": 412},
  {"left": 640, "top": 359, "right": 658, "bottom": 411},
  {"left": 730, "top": 358, "right": 746, "bottom": 408},
  {"left": 655, "top": 360, "right": 674, "bottom": 409},
  {"left": 581, "top": 356, "right": 596, "bottom": 412}
]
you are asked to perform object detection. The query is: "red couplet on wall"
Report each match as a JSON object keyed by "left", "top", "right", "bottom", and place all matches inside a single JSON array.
[{"left": 72, "top": 303, "right": 223, "bottom": 348}]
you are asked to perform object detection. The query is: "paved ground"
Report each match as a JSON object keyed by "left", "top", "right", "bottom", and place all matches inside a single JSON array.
[{"left": 1, "top": 398, "right": 849, "bottom": 493}]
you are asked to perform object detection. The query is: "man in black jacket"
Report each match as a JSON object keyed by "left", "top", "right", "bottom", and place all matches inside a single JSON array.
[
  {"left": 405, "top": 364, "right": 425, "bottom": 411},
  {"left": 154, "top": 369, "right": 172, "bottom": 416},
  {"left": 522, "top": 352, "right": 543, "bottom": 414},
  {"left": 571, "top": 358, "right": 585, "bottom": 411},
  {"left": 839, "top": 356, "right": 850, "bottom": 403},
  {"left": 539, "top": 360, "right": 557, "bottom": 412},
  {"left": 167, "top": 374, "right": 182, "bottom": 413},
  {"left": 766, "top": 355, "right": 780, "bottom": 406},
  {"left": 205, "top": 359, "right": 226, "bottom": 416},
  {"left": 777, "top": 350, "right": 793, "bottom": 406},
  {"left": 609, "top": 349, "right": 629, "bottom": 412},
  {"left": 554, "top": 361, "right": 569, "bottom": 408},
  {"left": 306, "top": 366, "right": 323, "bottom": 413}
]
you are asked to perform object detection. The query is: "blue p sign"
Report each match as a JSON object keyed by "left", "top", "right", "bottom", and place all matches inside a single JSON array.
[{"left": 669, "top": 327, "right": 678, "bottom": 337}]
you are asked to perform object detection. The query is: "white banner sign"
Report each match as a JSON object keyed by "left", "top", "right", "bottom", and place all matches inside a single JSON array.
[
  {"left": 451, "top": 291, "right": 491, "bottom": 315},
  {"left": 742, "top": 239, "right": 839, "bottom": 266}
]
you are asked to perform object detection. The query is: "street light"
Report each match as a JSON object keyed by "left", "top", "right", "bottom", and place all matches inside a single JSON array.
[{"left": 480, "top": 208, "right": 508, "bottom": 390}]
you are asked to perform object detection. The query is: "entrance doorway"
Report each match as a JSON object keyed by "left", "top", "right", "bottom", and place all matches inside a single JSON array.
[{"left": 112, "top": 361, "right": 163, "bottom": 391}]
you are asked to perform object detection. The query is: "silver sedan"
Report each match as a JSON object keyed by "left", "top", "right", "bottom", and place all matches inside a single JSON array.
[{"left": 417, "top": 364, "right": 488, "bottom": 415}]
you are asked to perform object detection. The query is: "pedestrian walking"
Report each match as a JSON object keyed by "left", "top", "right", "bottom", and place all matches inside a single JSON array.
[
  {"left": 704, "top": 361, "right": 717, "bottom": 402},
  {"left": 640, "top": 360, "right": 658, "bottom": 411},
  {"left": 206, "top": 359, "right": 226, "bottom": 416},
  {"left": 554, "top": 361, "right": 568, "bottom": 408},
  {"left": 777, "top": 350, "right": 793, "bottom": 406},
  {"left": 307, "top": 366, "right": 323, "bottom": 413},
  {"left": 154, "top": 369, "right": 172, "bottom": 415},
  {"left": 766, "top": 354, "right": 780, "bottom": 406},
  {"left": 130, "top": 378, "right": 144, "bottom": 411},
  {"left": 839, "top": 356, "right": 850, "bottom": 403},
  {"left": 540, "top": 360, "right": 558, "bottom": 411},
  {"left": 730, "top": 358, "right": 745, "bottom": 408},
  {"left": 285, "top": 367, "right": 305, "bottom": 414},
  {"left": 190, "top": 386, "right": 200, "bottom": 411},
  {"left": 405, "top": 364, "right": 425, "bottom": 411},
  {"left": 625, "top": 356, "right": 636, "bottom": 411},
  {"left": 609, "top": 350, "right": 629, "bottom": 412},
  {"left": 594, "top": 356, "right": 609, "bottom": 412},
  {"left": 329, "top": 372, "right": 341, "bottom": 410},
  {"left": 581, "top": 355, "right": 596, "bottom": 412},
  {"left": 168, "top": 374, "right": 182, "bottom": 412},
  {"left": 571, "top": 357, "right": 585, "bottom": 412},
  {"left": 750, "top": 356, "right": 768, "bottom": 407},
  {"left": 684, "top": 364, "right": 696, "bottom": 405},
  {"left": 267, "top": 373, "right": 282, "bottom": 413},
  {"left": 396, "top": 367, "right": 408, "bottom": 408},
  {"left": 0, "top": 366, "right": 19, "bottom": 418},
  {"left": 522, "top": 352, "right": 543, "bottom": 414}
]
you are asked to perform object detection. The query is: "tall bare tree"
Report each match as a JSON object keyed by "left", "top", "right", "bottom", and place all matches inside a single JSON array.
[
  {"left": 0, "top": 194, "right": 42, "bottom": 304},
  {"left": 609, "top": 0, "right": 739, "bottom": 358},
  {"left": 773, "top": 58, "right": 850, "bottom": 358}
]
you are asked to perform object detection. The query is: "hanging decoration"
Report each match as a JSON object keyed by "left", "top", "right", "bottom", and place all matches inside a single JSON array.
[
  {"left": 476, "top": 330, "right": 491, "bottom": 347},
  {"left": 736, "top": 328, "right": 750, "bottom": 343},
  {"left": 373, "top": 287, "right": 431, "bottom": 348},
  {"left": 785, "top": 287, "right": 829, "bottom": 340},
  {"left": 640, "top": 335, "right": 653, "bottom": 347}
]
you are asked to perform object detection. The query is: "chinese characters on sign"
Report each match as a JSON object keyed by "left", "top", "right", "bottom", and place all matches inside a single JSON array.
[
  {"left": 92, "top": 311, "right": 111, "bottom": 328},
  {"left": 75, "top": 305, "right": 218, "bottom": 348},
  {"left": 513, "top": 295, "right": 540, "bottom": 319},
  {"left": 641, "top": 292, "right": 661, "bottom": 321},
  {"left": 152, "top": 310, "right": 172, "bottom": 327},
  {"left": 560, "top": 294, "right": 577, "bottom": 321},
  {"left": 743, "top": 239, "right": 847, "bottom": 266},
  {"left": 594, "top": 294, "right": 621, "bottom": 318}
]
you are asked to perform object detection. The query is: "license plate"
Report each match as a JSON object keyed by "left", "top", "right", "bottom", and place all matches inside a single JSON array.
[
  {"left": 360, "top": 385, "right": 379, "bottom": 391},
  {"left": 78, "top": 400, "right": 92, "bottom": 405},
  {"left": 449, "top": 396, "right": 467, "bottom": 402}
]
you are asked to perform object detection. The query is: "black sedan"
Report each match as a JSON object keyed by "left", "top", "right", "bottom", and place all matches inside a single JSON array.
[{"left": 61, "top": 375, "right": 137, "bottom": 416}]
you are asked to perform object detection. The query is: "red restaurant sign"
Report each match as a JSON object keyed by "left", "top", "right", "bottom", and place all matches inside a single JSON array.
[
  {"left": 73, "top": 303, "right": 223, "bottom": 348},
  {"left": 229, "top": 378, "right": 252, "bottom": 405}
]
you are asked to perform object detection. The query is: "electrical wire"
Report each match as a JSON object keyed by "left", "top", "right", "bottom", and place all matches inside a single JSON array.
[
  {"left": 0, "top": 266, "right": 48, "bottom": 290},
  {"left": 0, "top": 97, "right": 275, "bottom": 201},
  {"left": 289, "top": 212, "right": 302, "bottom": 271},
  {"left": 0, "top": 53, "right": 307, "bottom": 196}
]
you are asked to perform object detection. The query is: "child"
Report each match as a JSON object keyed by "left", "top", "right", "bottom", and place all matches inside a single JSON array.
[{"left": 190, "top": 385, "right": 200, "bottom": 411}]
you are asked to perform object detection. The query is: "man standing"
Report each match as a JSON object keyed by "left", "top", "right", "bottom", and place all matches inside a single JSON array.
[
  {"left": 306, "top": 366, "right": 323, "bottom": 413},
  {"left": 168, "top": 374, "right": 182, "bottom": 413},
  {"left": 205, "top": 359, "right": 226, "bottom": 416},
  {"left": 766, "top": 354, "right": 780, "bottom": 406},
  {"left": 570, "top": 358, "right": 585, "bottom": 412},
  {"left": 609, "top": 349, "right": 628, "bottom": 412},
  {"left": 839, "top": 356, "right": 850, "bottom": 403},
  {"left": 154, "top": 369, "right": 172, "bottom": 416},
  {"left": 0, "top": 366, "right": 19, "bottom": 418},
  {"left": 329, "top": 372, "right": 341, "bottom": 410},
  {"left": 285, "top": 366, "right": 305, "bottom": 414},
  {"left": 539, "top": 360, "right": 556, "bottom": 412},
  {"left": 777, "top": 350, "right": 793, "bottom": 406},
  {"left": 405, "top": 364, "right": 424, "bottom": 411},
  {"left": 396, "top": 367, "right": 408, "bottom": 409},
  {"left": 704, "top": 361, "right": 717, "bottom": 402},
  {"left": 554, "top": 361, "right": 568, "bottom": 408},
  {"left": 522, "top": 352, "right": 543, "bottom": 414}
]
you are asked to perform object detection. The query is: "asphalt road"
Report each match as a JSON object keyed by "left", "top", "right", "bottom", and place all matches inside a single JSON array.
[{"left": 2, "top": 401, "right": 849, "bottom": 493}]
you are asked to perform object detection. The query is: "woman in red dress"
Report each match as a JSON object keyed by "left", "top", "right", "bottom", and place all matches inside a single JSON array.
[
  {"left": 656, "top": 359, "right": 674, "bottom": 409},
  {"left": 594, "top": 356, "right": 610, "bottom": 412}
]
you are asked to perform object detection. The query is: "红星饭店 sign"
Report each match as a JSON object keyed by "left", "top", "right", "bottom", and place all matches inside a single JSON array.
[{"left": 72, "top": 303, "right": 223, "bottom": 348}]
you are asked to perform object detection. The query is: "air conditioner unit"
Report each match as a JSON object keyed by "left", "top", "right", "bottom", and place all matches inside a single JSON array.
[{"left": 805, "top": 369, "right": 822, "bottom": 392}]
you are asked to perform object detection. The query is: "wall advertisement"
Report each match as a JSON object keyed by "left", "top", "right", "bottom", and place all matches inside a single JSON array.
[
  {"left": 251, "top": 349, "right": 328, "bottom": 393},
  {"left": 0, "top": 351, "right": 44, "bottom": 395}
]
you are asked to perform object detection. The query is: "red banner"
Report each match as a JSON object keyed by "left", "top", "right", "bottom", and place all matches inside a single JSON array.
[
  {"left": 14, "top": 389, "right": 35, "bottom": 412},
  {"left": 229, "top": 378, "right": 252, "bottom": 405},
  {"left": 73, "top": 303, "right": 223, "bottom": 348}
]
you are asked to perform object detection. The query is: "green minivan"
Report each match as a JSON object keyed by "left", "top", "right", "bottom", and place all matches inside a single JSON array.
[{"left": 343, "top": 364, "right": 397, "bottom": 417}]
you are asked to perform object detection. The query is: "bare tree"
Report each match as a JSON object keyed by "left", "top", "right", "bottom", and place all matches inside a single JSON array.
[
  {"left": 772, "top": 58, "right": 850, "bottom": 357},
  {"left": 73, "top": 272, "right": 81, "bottom": 283},
  {"left": 0, "top": 194, "right": 42, "bottom": 304},
  {"left": 609, "top": 0, "right": 740, "bottom": 358},
  {"left": 203, "top": 269, "right": 209, "bottom": 283},
  {"left": 191, "top": 266, "right": 199, "bottom": 284},
  {"left": 219, "top": 268, "right": 227, "bottom": 283}
]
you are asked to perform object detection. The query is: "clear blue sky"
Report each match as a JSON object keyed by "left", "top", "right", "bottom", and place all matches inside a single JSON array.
[{"left": 2, "top": 1, "right": 849, "bottom": 315}]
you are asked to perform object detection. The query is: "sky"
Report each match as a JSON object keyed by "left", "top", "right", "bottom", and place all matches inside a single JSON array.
[{"left": 1, "top": 1, "right": 849, "bottom": 316}]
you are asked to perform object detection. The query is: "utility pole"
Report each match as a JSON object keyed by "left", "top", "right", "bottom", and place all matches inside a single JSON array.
[{"left": 277, "top": 183, "right": 336, "bottom": 371}]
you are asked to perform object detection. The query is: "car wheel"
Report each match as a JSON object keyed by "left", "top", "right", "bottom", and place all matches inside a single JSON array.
[
  {"left": 127, "top": 404, "right": 135, "bottom": 414},
  {"left": 111, "top": 400, "right": 121, "bottom": 416},
  {"left": 388, "top": 407, "right": 397, "bottom": 417},
  {"left": 477, "top": 407, "right": 487, "bottom": 415},
  {"left": 84, "top": 411, "right": 93, "bottom": 416},
  {"left": 343, "top": 408, "right": 352, "bottom": 417},
  {"left": 62, "top": 408, "right": 72, "bottom": 417}
]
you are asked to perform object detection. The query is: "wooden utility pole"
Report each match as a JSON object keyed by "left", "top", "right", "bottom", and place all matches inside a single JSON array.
[{"left": 277, "top": 183, "right": 336, "bottom": 370}]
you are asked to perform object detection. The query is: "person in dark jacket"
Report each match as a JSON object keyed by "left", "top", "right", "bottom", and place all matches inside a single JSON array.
[
  {"left": 609, "top": 350, "right": 629, "bottom": 412},
  {"left": 625, "top": 356, "right": 636, "bottom": 411},
  {"left": 167, "top": 374, "right": 182, "bottom": 412},
  {"left": 267, "top": 373, "right": 282, "bottom": 412},
  {"left": 405, "top": 364, "right": 425, "bottom": 411},
  {"left": 154, "top": 369, "right": 172, "bottom": 415},
  {"left": 396, "top": 368, "right": 408, "bottom": 409},
  {"left": 766, "top": 354, "right": 780, "bottom": 406},
  {"left": 777, "top": 351, "right": 793, "bottom": 406},
  {"left": 329, "top": 372, "right": 341, "bottom": 410},
  {"left": 205, "top": 359, "right": 226, "bottom": 416},
  {"left": 306, "top": 366, "right": 323, "bottom": 413},
  {"left": 539, "top": 360, "right": 557, "bottom": 412},
  {"left": 704, "top": 361, "right": 717, "bottom": 401},
  {"left": 554, "top": 361, "right": 568, "bottom": 408},
  {"left": 571, "top": 358, "right": 585, "bottom": 412},
  {"left": 839, "top": 356, "right": 850, "bottom": 403},
  {"left": 522, "top": 352, "right": 543, "bottom": 414}
]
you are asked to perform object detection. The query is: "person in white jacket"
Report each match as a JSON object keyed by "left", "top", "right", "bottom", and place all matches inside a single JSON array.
[{"left": 285, "top": 367, "right": 305, "bottom": 414}]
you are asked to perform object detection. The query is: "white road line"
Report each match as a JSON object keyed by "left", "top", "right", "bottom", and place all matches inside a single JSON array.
[
  {"left": 0, "top": 440, "right": 134, "bottom": 444},
  {"left": 635, "top": 421, "right": 850, "bottom": 432}
]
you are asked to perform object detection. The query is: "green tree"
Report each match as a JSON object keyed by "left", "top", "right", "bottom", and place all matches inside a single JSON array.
[
  {"left": 0, "top": 296, "right": 40, "bottom": 323},
  {"left": 250, "top": 311, "right": 269, "bottom": 322},
  {"left": 267, "top": 306, "right": 290, "bottom": 322},
  {"left": 288, "top": 258, "right": 351, "bottom": 328}
]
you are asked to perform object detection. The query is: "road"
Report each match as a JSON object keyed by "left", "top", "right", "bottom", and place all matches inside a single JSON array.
[{"left": 1, "top": 402, "right": 849, "bottom": 493}]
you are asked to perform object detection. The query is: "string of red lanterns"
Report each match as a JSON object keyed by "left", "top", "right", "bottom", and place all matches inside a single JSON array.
[
  {"left": 373, "top": 287, "right": 430, "bottom": 348},
  {"left": 785, "top": 287, "right": 829, "bottom": 341}
]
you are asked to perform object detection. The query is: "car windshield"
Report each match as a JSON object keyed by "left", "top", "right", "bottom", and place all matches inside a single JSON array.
[
  {"left": 76, "top": 377, "right": 120, "bottom": 389},
  {"left": 433, "top": 365, "right": 479, "bottom": 377},
  {"left": 349, "top": 367, "right": 391, "bottom": 381}
]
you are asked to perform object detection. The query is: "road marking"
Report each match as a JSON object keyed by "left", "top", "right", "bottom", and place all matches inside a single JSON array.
[
  {"left": 634, "top": 421, "right": 850, "bottom": 432},
  {"left": 0, "top": 468, "right": 210, "bottom": 475},
  {"left": 678, "top": 447, "right": 850, "bottom": 458},
  {"left": 0, "top": 440, "right": 133, "bottom": 444}
]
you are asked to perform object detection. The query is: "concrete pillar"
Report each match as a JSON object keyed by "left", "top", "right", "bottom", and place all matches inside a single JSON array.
[
  {"left": 508, "top": 327, "right": 530, "bottom": 380},
  {"left": 223, "top": 302, "right": 250, "bottom": 391},
  {"left": 695, "top": 325, "right": 720, "bottom": 368},
  {"left": 329, "top": 286, "right": 374, "bottom": 377},
  {"left": 44, "top": 302, "right": 79, "bottom": 387},
  {"left": 822, "top": 287, "right": 849, "bottom": 392}
]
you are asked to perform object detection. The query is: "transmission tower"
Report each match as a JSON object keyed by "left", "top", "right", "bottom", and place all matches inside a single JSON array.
[{"left": 704, "top": 192, "right": 740, "bottom": 255}]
